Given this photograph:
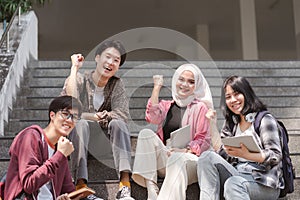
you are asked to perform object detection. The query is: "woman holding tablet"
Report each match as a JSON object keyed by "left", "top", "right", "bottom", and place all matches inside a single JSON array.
[
  {"left": 197, "top": 75, "right": 284, "bottom": 200},
  {"left": 132, "top": 63, "right": 214, "bottom": 200}
]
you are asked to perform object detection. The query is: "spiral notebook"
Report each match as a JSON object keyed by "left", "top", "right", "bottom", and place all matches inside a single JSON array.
[{"left": 166, "top": 125, "right": 191, "bottom": 148}]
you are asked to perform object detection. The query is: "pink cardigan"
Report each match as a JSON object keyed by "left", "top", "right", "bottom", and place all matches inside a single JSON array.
[{"left": 145, "top": 99, "right": 210, "bottom": 156}]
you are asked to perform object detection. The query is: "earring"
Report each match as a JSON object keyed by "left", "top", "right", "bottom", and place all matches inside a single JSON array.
[{"left": 245, "top": 113, "right": 256, "bottom": 123}]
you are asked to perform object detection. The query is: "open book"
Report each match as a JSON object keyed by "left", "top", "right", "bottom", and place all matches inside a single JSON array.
[
  {"left": 221, "top": 135, "right": 261, "bottom": 153},
  {"left": 68, "top": 187, "right": 96, "bottom": 199},
  {"left": 166, "top": 125, "right": 191, "bottom": 149}
]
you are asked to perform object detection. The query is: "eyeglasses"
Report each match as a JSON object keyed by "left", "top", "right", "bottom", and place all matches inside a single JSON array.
[{"left": 59, "top": 110, "right": 80, "bottom": 122}]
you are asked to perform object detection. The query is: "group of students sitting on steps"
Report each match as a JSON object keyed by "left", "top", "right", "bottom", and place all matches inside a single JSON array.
[{"left": 3, "top": 40, "right": 287, "bottom": 200}]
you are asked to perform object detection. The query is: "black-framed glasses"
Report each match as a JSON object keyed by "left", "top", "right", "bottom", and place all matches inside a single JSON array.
[{"left": 59, "top": 110, "right": 80, "bottom": 122}]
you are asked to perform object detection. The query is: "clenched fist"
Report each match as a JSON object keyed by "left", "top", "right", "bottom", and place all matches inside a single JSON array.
[{"left": 57, "top": 136, "right": 74, "bottom": 157}]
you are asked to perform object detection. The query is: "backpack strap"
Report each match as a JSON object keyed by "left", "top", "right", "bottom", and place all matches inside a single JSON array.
[{"left": 254, "top": 110, "right": 270, "bottom": 136}]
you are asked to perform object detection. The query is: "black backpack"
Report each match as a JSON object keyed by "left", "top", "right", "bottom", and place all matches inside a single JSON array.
[{"left": 254, "top": 111, "right": 295, "bottom": 197}]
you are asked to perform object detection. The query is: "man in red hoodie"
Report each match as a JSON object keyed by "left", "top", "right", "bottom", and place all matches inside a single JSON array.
[{"left": 4, "top": 96, "right": 82, "bottom": 199}]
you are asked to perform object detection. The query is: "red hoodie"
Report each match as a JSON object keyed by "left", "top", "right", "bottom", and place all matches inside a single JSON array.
[{"left": 4, "top": 125, "right": 75, "bottom": 200}]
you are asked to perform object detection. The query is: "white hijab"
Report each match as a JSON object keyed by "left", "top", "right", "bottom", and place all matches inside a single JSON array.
[{"left": 172, "top": 63, "right": 214, "bottom": 109}]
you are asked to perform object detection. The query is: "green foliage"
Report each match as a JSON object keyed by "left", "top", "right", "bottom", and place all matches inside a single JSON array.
[{"left": 0, "top": 0, "right": 47, "bottom": 21}]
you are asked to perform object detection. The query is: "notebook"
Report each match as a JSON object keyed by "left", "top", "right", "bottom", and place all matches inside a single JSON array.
[
  {"left": 221, "top": 135, "right": 261, "bottom": 153},
  {"left": 166, "top": 125, "right": 191, "bottom": 149}
]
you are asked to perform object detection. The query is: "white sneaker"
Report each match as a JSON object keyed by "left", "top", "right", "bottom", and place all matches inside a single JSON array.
[
  {"left": 85, "top": 194, "right": 104, "bottom": 200},
  {"left": 115, "top": 186, "right": 135, "bottom": 200}
]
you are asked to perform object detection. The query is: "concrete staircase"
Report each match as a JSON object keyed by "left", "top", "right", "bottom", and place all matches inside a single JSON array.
[{"left": 1, "top": 60, "right": 300, "bottom": 199}]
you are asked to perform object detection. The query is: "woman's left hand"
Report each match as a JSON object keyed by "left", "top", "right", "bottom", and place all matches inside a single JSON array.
[
  {"left": 224, "top": 143, "right": 249, "bottom": 158},
  {"left": 225, "top": 143, "right": 265, "bottom": 163},
  {"left": 206, "top": 108, "right": 216, "bottom": 120}
]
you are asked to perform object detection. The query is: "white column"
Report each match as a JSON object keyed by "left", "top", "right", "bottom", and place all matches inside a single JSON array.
[
  {"left": 239, "top": 0, "right": 258, "bottom": 60},
  {"left": 293, "top": 0, "right": 300, "bottom": 59}
]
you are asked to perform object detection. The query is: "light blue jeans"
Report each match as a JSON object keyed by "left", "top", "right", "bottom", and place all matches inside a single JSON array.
[{"left": 197, "top": 151, "right": 280, "bottom": 200}]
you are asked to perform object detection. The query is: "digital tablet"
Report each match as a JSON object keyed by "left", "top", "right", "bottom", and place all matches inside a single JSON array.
[
  {"left": 221, "top": 135, "right": 261, "bottom": 153},
  {"left": 166, "top": 125, "right": 191, "bottom": 149}
]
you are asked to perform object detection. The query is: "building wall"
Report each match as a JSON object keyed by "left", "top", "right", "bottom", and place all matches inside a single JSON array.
[{"left": 33, "top": 0, "right": 297, "bottom": 61}]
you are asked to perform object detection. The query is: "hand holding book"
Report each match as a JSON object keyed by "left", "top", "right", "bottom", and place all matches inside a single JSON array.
[
  {"left": 221, "top": 135, "right": 261, "bottom": 153},
  {"left": 68, "top": 187, "right": 96, "bottom": 199}
]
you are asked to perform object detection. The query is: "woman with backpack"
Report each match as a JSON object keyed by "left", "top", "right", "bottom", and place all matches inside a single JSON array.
[{"left": 197, "top": 75, "right": 284, "bottom": 200}]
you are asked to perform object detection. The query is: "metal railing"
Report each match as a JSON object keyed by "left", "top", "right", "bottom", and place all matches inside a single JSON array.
[{"left": 0, "top": 2, "right": 22, "bottom": 53}]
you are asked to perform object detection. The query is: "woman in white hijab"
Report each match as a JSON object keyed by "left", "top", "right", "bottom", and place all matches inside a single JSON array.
[{"left": 132, "top": 63, "right": 214, "bottom": 200}]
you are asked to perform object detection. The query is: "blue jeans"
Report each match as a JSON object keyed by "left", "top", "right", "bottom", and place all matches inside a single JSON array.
[{"left": 197, "top": 151, "right": 280, "bottom": 200}]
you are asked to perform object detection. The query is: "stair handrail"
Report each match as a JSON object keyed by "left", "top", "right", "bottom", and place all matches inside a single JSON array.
[{"left": 0, "top": 2, "right": 21, "bottom": 53}]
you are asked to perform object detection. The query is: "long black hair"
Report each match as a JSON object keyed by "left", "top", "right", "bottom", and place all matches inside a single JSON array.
[{"left": 220, "top": 75, "right": 267, "bottom": 124}]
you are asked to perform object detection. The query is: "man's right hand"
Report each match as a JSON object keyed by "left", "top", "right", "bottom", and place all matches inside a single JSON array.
[
  {"left": 70, "top": 54, "right": 84, "bottom": 70},
  {"left": 57, "top": 136, "right": 74, "bottom": 157}
]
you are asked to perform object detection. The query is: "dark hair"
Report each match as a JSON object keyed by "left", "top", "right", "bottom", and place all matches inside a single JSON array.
[
  {"left": 220, "top": 75, "right": 266, "bottom": 123},
  {"left": 48, "top": 96, "right": 82, "bottom": 123},
  {"left": 95, "top": 40, "right": 127, "bottom": 66}
]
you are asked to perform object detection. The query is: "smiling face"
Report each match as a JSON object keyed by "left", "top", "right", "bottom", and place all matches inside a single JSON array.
[
  {"left": 94, "top": 47, "right": 121, "bottom": 80},
  {"left": 225, "top": 85, "right": 245, "bottom": 115},
  {"left": 50, "top": 108, "right": 78, "bottom": 137},
  {"left": 176, "top": 70, "right": 195, "bottom": 99}
]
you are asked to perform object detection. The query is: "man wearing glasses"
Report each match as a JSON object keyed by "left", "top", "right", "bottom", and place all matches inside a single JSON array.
[
  {"left": 61, "top": 40, "right": 134, "bottom": 200},
  {"left": 4, "top": 96, "right": 82, "bottom": 199}
]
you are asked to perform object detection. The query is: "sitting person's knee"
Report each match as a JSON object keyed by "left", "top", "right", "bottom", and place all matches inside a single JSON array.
[
  {"left": 224, "top": 176, "right": 243, "bottom": 193},
  {"left": 108, "top": 119, "right": 125, "bottom": 128},
  {"left": 138, "top": 129, "right": 156, "bottom": 139}
]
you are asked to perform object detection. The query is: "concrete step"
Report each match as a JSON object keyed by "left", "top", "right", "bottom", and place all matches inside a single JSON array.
[
  {"left": 22, "top": 81, "right": 300, "bottom": 99},
  {"left": 26, "top": 79, "right": 300, "bottom": 98},
  {"left": 31, "top": 60, "right": 300, "bottom": 69},
  {"left": 7, "top": 106, "right": 300, "bottom": 125},
  {"left": 31, "top": 68, "right": 300, "bottom": 83},
  {"left": 11, "top": 95, "right": 300, "bottom": 114},
  {"left": 126, "top": 86, "right": 300, "bottom": 97},
  {"left": 0, "top": 137, "right": 14, "bottom": 160},
  {"left": 31, "top": 60, "right": 300, "bottom": 76},
  {"left": 79, "top": 96, "right": 299, "bottom": 108},
  {"left": 10, "top": 88, "right": 300, "bottom": 115},
  {"left": 5, "top": 115, "right": 300, "bottom": 137}
]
